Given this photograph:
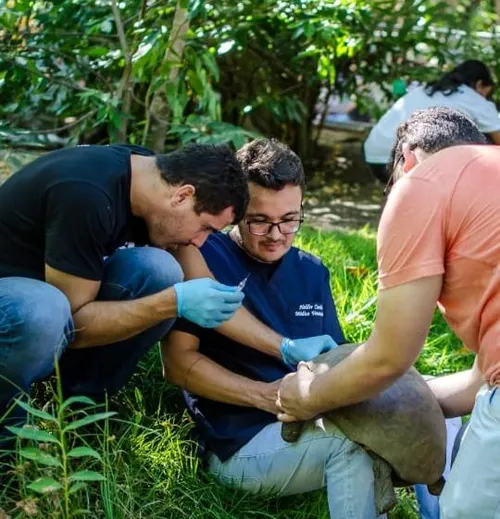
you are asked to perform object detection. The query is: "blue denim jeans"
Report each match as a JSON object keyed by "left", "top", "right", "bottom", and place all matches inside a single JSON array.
[
  {"left": 207, "top": 419, "right": 386, "bottom": 519},
  {"left": 439, "top": 385, "right": 500, "bottom": 519},
  {"left": 0, "top": 247, "right": 182, "bottom": 437}
]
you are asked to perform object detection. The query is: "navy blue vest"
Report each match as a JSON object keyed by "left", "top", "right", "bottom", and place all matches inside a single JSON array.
[{"left": 174, "top": 232, "right": 345, "bottom": 461}]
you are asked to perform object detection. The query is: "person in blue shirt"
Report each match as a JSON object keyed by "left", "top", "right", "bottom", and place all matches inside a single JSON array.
[
  {"left": 162, "top": 138, "right": 461, "bottom": 519},
  {"left": 162, "top": 138, "right": 386, "bottom": 518}
]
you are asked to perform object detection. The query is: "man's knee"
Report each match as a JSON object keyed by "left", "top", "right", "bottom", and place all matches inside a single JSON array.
[
  {"left": 101, "top": 247, "right": 184, "bottom": 299},
  {"left": 0, "top": 280, "right": 72, "bottom": 391},
  {"left": 3, "top": 280, "right": 72, "bottom": 350}
]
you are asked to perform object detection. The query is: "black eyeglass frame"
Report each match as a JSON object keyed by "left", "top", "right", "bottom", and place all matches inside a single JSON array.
[{"left": 244, "top": 208, "right": 305, "bottom": 236}]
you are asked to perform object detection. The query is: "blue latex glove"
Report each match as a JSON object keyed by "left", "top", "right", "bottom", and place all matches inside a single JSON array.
[
  {"left": 280, "top": 335, "right": 338, "bottom": 369},
  {"left": 174, "top": 278, "right": 244, "bottom": 328}
]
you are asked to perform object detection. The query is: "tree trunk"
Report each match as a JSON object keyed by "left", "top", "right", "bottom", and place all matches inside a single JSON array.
[
  {"left": 148, "top": 1, "right": 190, "bottom": 152},
  {"left": 111, "top": 0, "right": 133, "bottom": 143}
]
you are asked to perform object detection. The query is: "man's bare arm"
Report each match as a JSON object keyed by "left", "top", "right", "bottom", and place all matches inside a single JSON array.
[
  {"left": 162, "top": 330, "right": 280, "bottom": 414},
  {"left": 174, "top": 245, "right": 283, "bottom": 358},
  {"left": 46, "top": 265, "right": 177, "bottom": 349},
  {"left": 427, "top": 357, "right": 484, "bottom": 417},
  {"left": 279, "top": 276, "right": 443, "bottom": 420}
]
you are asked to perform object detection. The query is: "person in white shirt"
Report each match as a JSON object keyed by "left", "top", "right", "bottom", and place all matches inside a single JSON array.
[{"left": 364, "top": 60, "right": 500, "bottom": 183}]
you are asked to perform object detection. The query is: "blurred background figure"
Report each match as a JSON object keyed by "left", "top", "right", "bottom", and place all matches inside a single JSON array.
[{"left": 363, "top": 60, "right": 500, "bottom": 183}]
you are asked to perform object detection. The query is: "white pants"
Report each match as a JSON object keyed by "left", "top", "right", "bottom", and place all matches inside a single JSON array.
[{"left": 440, "top": 385, "right": 500, "bottom": 519}]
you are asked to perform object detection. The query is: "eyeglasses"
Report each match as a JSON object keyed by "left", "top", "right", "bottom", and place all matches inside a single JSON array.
[{"left": 245, "top": 218, "right": 304, "bottom": 236}]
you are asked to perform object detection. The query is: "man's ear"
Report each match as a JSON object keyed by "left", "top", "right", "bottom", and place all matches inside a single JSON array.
[
  {"left": 171, "top": 184, "right": 195, "bottom": 206},
  {"left": 401, "top": 143, "right": 418, "bottom": 172}
]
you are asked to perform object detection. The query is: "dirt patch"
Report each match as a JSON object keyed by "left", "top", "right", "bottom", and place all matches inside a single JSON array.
[
  {"left": 0, "top": 149, "right": 43, "bottom": 184},
  {"left": 304, "top": 142, "right": 384, "bottom": 230}
]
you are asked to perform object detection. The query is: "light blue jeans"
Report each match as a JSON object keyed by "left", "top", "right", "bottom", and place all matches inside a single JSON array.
[
  {"left": 440, "top": 385, "right": 500, "bottom": 519},
  {"left": 207, "top": 417, "right": 462, "bottom": 519},
  {"left": 207, "top": 419, "right": 386, "bottom": 519}
]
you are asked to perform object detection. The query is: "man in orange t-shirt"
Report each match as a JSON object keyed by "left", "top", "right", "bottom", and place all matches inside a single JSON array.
[{"left": 277, "top": 107, "right": 500, "bottom": 518}]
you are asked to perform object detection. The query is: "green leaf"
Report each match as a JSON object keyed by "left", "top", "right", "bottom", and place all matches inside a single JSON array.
[
  {"left": 19, "top": 448, "right": 61, "bottom": 467},
  {"left": 231, "top": 133, "right": 246, "bottom": 149},
  {"left": 187, "top": 69, "right": 204, "bottom": 96},
  {"left": 303, "top": 22, "right": 315, "bottom": 38},
  {"left": 165, "top": 80, "right": 178, "bottom": 106},
  {"left": 69, "top": 470, "right": 106, "bottom": 482},
  {"left": 67, "top": 447, "right": 102, "bottom": 461},
  {"left": 63, "top": 412, "right": 116, "bottom": 432},
  {"left": 27, "top": 477, "right": 63, "bottom": 494},
  {"left": 83, "top": 47, "right": 110, "bottom": 58},
  {"left": 200, "top": 52, "right": 220, "bottom": 81},
  {"left": 69, "top": 482, "right": 86, "bottom": 494},
  {"left": 292, "top": 26, "right": 304, "bottom": 40},
  {"left": 61, "top": 396, "right": 97, "bottom": 411},
  {"left": 6, "top": 426, "right": 59, "bottom": 444},
  {"left": 14, "top": 399, "right": 57, "bottom": 422}
]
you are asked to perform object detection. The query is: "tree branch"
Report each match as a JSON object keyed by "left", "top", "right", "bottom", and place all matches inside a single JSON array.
[
  {"left": 8, "top": 110, "right": 97, "bottom": 135},
  {"left": 3, "top": 56, "right": 91, "bottom": 92},
  {"left": 111, "top": 0, "right": 133, "bottom": 141},
  {"left": 147, "top": 1, "right": 190, "bottom": 151}
]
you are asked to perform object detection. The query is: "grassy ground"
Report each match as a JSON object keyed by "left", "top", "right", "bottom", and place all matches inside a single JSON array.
[{"left": 0, "top": 226, "right": 473, "bottom": 518}]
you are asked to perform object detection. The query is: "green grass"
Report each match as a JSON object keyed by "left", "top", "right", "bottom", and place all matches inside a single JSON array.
[{"left": 0, "top": 227, "right": 474, "bottom": 518}]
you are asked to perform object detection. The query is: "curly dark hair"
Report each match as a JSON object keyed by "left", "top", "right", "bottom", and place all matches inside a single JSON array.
[
  {"left": 156, "top": 143, "right": 249, "bottom": 223},
  {"left": 236, "top": 138, "right": 305, "bottom": 193},
  {"left": 387, "top": 106, "right": 487, "bottom": 187}
]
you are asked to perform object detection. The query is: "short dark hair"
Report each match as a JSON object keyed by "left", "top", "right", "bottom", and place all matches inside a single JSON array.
[
  {"left": 425, "top": 60, "right": 495, "bottom": 97},
  {"left": 388, "top": 106, "right": 487, "bottom": 183},
  {"left": 236, "top": 138, "right": 305, "bottom": 193},
  {"left": 156, "top": 143, "right": 248, "bottom": 223}
]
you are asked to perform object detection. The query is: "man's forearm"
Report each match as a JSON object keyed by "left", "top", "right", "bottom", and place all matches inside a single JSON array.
[
  {"left": 175, "top": 245, "right": 283, "bottom": 358},
  {"left": 70, "top": 287, "right": 177, "bottom": 348},
  {"left": 427, "top": 362, "right": 484, "bottom": 417},
  {"left": 164, "top": 349, "right": 277, "bottom": 412},
  {"left": 309, "top": 341, "right": 405, "bottom": 414},
  {"left": 216, "top": 306, "right": 283, "bottom": 358}
]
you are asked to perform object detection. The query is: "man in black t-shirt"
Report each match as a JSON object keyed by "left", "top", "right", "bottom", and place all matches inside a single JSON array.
[{"left": 0, "top": 143, "right": 248, "bottom": 445}]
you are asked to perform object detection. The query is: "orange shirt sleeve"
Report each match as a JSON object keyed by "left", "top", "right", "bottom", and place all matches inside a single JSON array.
[{"left": 377, "top": 176, "right": 446, "bottom": 290}]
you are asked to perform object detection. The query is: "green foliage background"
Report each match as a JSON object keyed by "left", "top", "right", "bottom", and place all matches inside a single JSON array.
[{"left": 2, "top": 0, "right": 500, "bottom": 155}]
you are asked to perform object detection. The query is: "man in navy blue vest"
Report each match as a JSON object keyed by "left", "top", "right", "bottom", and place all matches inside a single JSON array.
[
  {"left": 162, "top": 138, "right": 387, "bottom": 518},
  {"left": 162, "top": 138, "right": 459, "bottom": 519}
]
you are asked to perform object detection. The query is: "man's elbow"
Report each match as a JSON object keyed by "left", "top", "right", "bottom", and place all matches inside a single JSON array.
[
  {"left": 67, "top": 328, "right": 89, "bottom": 349},
  {"left": 376, "top": 361, "right": 408, "bottom": 384},
  {"left": 363, "top": 332, "right": 419, "bottom": 381},
  {"left": 367, "top": 348, "right": 411, "bottom": 387},
  {"left": 162, "top": 357, "right": 184, "bottom": 387}
]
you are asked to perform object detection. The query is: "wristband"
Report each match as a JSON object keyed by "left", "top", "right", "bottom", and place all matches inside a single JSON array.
[
  {"left": 173, "top": 283, "right": 184, "bottom": 318},
  {"left": 280, "top": 337, "right": 296, "bottom": 369}
]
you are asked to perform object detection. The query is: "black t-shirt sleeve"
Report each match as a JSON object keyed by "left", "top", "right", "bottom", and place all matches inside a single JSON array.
[
  {"left": 44, "top": 182, "right": 114, "bottom": 281},
  {"left": 172, "top": 317, "right": 203, "bottom": 339}
]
